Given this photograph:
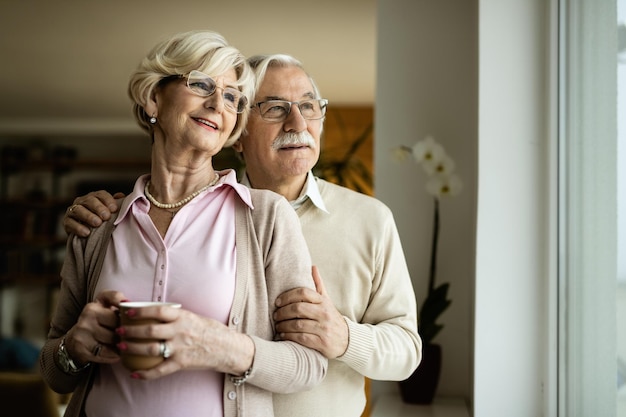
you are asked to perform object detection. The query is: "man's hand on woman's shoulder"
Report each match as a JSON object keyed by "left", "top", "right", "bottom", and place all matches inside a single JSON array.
[{"left": 64, "top": 190, "right": 124, "bottom": 237}]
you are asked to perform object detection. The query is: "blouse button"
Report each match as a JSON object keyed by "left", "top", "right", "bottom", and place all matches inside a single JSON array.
[
  {"left": 228, "top": 391, "right": 237, "bottom": 400},
  {"left": 232, "top": 316, "right": 240, "bottom": 325}
]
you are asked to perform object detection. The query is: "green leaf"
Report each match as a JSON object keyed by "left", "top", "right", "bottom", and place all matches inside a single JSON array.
[{"left": 418, "top": 283, "right": 452, "bottom": 344}]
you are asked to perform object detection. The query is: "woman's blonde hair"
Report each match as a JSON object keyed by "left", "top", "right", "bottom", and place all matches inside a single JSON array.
[{"left": 128, "top": 30, "right": 254, "bottom": 146}]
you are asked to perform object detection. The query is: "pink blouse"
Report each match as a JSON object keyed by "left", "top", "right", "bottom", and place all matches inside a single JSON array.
[{"left": 86, "top": 171, "right": 250, "bottom": 417}]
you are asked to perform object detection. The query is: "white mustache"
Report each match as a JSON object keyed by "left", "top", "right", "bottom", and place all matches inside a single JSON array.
[{"left": 271, "top": 132, "right": 316, "bottom": 150}]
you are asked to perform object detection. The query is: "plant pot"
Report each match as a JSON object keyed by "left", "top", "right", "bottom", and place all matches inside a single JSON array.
[{"left": 398, "top": 343, "right": 442, "bottom": 404}]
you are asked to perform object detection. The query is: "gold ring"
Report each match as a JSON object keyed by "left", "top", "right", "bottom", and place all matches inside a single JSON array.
[{"left": 67, "top": 204, "right": 80, "bottom": 214}]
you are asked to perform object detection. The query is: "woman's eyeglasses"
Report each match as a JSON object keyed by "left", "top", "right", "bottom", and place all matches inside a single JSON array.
[{"left": 183, "top": 70, "right": 248, "bottom": 114}]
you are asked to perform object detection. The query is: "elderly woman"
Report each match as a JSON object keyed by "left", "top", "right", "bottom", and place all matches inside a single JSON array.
[{"left": 39, "top": 30, "right": 326, "bottom": 417}]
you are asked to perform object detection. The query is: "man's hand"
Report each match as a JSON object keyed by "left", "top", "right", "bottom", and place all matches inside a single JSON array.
[
  {"left": 274, "top": 266, "right": 349, "bottom": 359},
  {"left": 64, "top": 190, "right": 124, "bottom": 237}
]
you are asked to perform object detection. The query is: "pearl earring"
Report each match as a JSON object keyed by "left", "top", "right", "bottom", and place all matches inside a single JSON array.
[{"left": 149, "top": 116, "right": 157, "bottom": 124}]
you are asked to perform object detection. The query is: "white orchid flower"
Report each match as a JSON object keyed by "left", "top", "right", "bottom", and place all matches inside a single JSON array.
[
  {"left": 426, "top": 173, "right": 463, "bottom": 198},
  {"left": 412, "top": 136, "right": 446, "bottom": 167},
  {"left": 391, "top": 135, "right": 462, "bottom": 345},
  {"left": 424, "top": 153, "right": 455, "bottom": 176}
]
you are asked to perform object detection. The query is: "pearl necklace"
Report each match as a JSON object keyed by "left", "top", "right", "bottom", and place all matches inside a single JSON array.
[{"left": 144, "top": 173, "right": 220, "bottom": 209}]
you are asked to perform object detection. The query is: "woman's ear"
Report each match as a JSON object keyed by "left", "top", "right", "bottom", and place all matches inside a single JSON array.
[
  {"left": 144, "top": 96, "right": 158, "bottom": 120},
  {"left": 232, "top": 139, "right": 243, "bottom": 153}
]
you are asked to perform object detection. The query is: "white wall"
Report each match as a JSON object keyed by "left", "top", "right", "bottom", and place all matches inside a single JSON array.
[
  {"left": 474, "top": 1, "right": 552, "bottom": 415},
  {"left": 375, "top": 1, "right": 553, "bottom": 415},
  {"left": 374, "top": 0, "right": 478, "bottom": 403}
]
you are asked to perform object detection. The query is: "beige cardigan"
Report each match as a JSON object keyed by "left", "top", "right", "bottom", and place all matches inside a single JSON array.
[{"left": 39, "top": 188, "right": 327, "bottom": 417}]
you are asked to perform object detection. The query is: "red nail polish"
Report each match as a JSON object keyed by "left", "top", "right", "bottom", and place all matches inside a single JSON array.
[
  {"left": 115, "top": 327, "right": 125, "bottom": 336},
  {"left": 126, "top": 309, "right": 136, "bottom": 317},
  {"left": 131, "top": 372, "right": 140, "bottom": 379},
  {"left": 117, "top": 342, "right": 127, "bottom": 351},
  {"left": 121, "top": 299, "right": 130, "bottom": 303}
]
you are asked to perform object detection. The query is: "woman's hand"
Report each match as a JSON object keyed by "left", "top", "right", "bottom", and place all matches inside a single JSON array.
[
  {"left": 117, "top": 306, "right": 254, "bottom": 380},
  {"left": 63, "top": 290, "right": 127, "bottom": 366}
]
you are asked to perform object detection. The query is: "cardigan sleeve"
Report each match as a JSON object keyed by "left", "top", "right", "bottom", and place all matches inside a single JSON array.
[
  {"left": 232, "top": 190, "right": 327, "bottom": 393},
  {"left": 39, "top": 234, "right": 91, "bottom": 394},
  {"left": 39, "top": 217, "right": 115, "bottom": 395}
]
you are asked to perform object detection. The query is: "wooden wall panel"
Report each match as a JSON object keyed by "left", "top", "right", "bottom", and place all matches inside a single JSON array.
[{"left": 315, "top": 106, "right": 374, "bottom": 196}]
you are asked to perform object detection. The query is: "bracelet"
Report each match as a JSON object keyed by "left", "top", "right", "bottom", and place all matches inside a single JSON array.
[{"left": 229, "top": 366, "right": 253, "bottom": 387}]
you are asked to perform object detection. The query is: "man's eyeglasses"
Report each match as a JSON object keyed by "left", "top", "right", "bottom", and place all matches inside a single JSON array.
[
  {"left": 183, "top": 70, "right": 248, "bottom": 114},
  {"left": 253, "top": 99, "right": 328, "bottom": 122}
]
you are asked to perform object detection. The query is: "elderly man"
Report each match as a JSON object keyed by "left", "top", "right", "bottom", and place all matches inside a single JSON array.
[{"left": 64, "top": 53, "right": 421, "bottom": 417}]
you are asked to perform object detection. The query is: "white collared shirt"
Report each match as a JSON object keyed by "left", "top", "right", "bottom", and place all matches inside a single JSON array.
[{"left": 240, "top": 170, "right": 329, "bottom": 213}]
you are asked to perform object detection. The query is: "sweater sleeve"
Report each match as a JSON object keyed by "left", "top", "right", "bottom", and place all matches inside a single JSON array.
[{"left": 336, "top": 206, "right": 422, "bottom": 380}]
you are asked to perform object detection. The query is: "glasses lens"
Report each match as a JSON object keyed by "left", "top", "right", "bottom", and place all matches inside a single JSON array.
[
  {"left": 257, "top": 99, "right": 328, "bottom": 122},
  {"left": 187, "top": 70, "right": 247, "bottom": 113},
  {"left": 258, "top": 100, "right": 291, "bottom": 121},
  {"left": 187, "top": 71, "right": 217, "bottom": 97},
  {"left": 298, "top": 99, "right": 327, "bottom": 120},
  {"left": 222, "top": 87, "right": 248, "bottom": 113}
]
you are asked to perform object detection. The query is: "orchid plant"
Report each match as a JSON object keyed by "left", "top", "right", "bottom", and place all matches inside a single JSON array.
[{"left": 394, "top": 136, "right": 462, "bottom": 345}]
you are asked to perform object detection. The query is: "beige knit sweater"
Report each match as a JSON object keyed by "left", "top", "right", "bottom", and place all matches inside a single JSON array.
[{"left": 273, "top": 178, "right": 421, "bottom": 417}]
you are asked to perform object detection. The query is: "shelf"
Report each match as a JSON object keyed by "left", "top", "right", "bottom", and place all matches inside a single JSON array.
[
  {"left": 1, "top": 204, "right": 65, "bottom": 245},
  {"left": 70, "top": 158, "right": 151, "bottom": 170},
  {"left": 1, "top": 158, "right": 150, "bottom": 173},
  {"left": 371, "top": 394, "right": 469, "bottom": 417},
  {"left": 0, "top": 274, "right": 61, "bottom": 286},
  {"left": 0, "top": 238, "right": 65, "bottom": 248}
]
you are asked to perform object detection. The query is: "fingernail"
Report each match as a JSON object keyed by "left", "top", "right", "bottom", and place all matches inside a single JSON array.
[
  {"left": 126, "top": 309, "right": 136, "bottom": 317},
  {"left": 131, "top": 372, "right": 140, "bottom": 379},
  {"left": 117, "top": 342, "right": 127, "bottom": 351},
  {"left": 115, "top": 327, "right": 126, "bottom": 336},
  {"left": 275, "top": 298, "right": 282, "bottom": 307},
  {"left": 121, "top": 299, "right": 130, "bottom": 303}
]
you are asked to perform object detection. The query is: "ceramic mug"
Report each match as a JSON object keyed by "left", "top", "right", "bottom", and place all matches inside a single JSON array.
[{"left": 118, "top": 301, "right": 182, "bottom": 370}]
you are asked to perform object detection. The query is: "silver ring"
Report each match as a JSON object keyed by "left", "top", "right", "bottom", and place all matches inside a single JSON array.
[
  {"left": 160, "top": 341, "right": 171, "bottom": 359},
  {"left": 92, "top": 344, "right": 102, "bottom": 356}
]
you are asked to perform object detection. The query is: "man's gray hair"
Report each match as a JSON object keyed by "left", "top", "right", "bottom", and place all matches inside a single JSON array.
[{"left": 246, "top": 54, "right": 323, "bottom": 103}]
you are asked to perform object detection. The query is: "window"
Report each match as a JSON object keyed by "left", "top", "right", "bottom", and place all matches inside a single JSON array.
[{"left": 558, "top": 1, "right": 625, "bottom": 415}]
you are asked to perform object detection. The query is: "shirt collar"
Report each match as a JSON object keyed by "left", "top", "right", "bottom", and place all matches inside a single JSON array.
[
  {"left": 240, "top": 170, "right": 328, "bottom": 213},
  {"left": 115, "top": 170, "right": 253, "bottom": 225}
]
